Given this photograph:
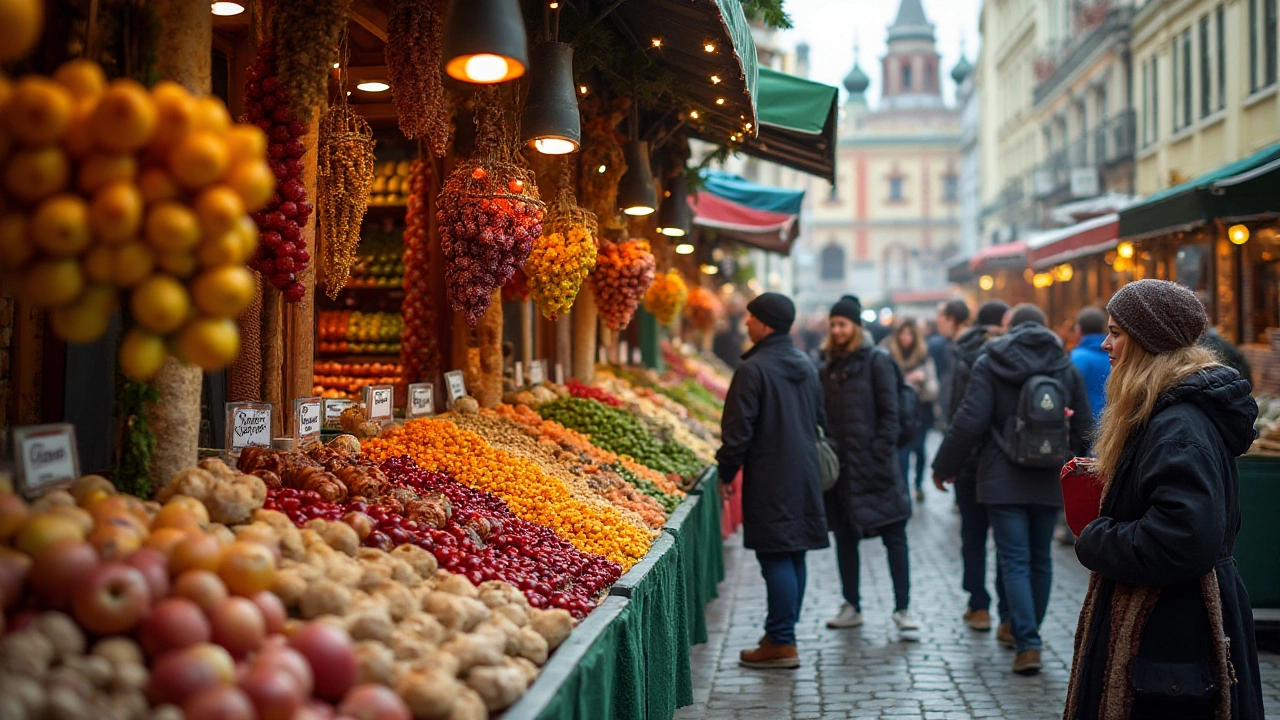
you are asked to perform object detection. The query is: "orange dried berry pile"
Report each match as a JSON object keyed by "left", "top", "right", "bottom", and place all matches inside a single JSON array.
[
  {"left": 363, "top": 418, "right": 653, "bottom": 568},
  {"left": 643, "top": 270, "right": 687, "bottom": 325}
]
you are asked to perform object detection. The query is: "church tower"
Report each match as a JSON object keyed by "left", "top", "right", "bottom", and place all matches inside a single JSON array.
[{"left": 880, "top": 0, "right": 944, "bottom": 110}]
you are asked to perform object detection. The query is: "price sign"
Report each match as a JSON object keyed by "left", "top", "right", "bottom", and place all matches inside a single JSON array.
[
  {"left": 528, "top": 360, "right": 546, "bottom": 386},
  {"left": 294, "top": 397, "right": 322, "bottom": 447},
  {"left": 11, "top": 424, "right": 79, "bottom": 499},
  {"left": 597, "top": 346, "right": 607, "bottom": 364},
  {"left": 226, "top": 402, "right": 272, "bottom": 455},
  {"left": 444, "top": 370, "right": 467, "bottom": 408},
  {"left": 407, "top": 383, "right": 435, "bottom": 418},
  {"left": 631, "top": 348, "right": 643, "bottom": 365},
  {"left": 513, "top": 362, "right": 524, "bottom": 388},
  {"left": 555, "top": 363, "right": 565, "bottom": 385},
  {"left": 364, "top": 385, "right": 394, "bottom": 422},
  {"left": 323, "top": 399, "right": 353, "bottom": 430},
  {"left": 618, "top": 340, "right": 629, "bottom": 365}
]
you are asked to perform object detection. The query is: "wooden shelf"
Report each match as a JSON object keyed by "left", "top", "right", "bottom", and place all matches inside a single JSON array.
[{"left": 314, "top": 353, "right": 402, "bottom": 364}]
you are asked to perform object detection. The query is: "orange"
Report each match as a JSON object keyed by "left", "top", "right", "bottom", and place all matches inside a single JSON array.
[
  {"left": 190, "top": 96, "right": 232, "bottom": 135},
  {"left": 137, "top": 167, "right": 179, "bottom": 204},
  {"left": 191, "top": 266, "right": 253, "bottom": 318},
  {"left": 0, "top": 213, "right": 33, "bottom": 269},
  {"left": 167, "top": 131, "right": 229, "bottom": 190},
  {"left": 60, "top": 97, "right": 98, "bottom": 159},
  {"left": 145, "top": 527, "right": 190, "bottom": 557},
  {"left": 110, "top": 241, "right": 156, "bottom": 288},
  {"left": 81, "top": 245, "right": 114, "bottom": 282},
  {"left": 194, "top": 185, "right": 244, "bottom": 237},
  {"left": 157, "top": 250, "right": 198, "bottom": 278},
  {"left": 144, "top": 201, "right": 201, "bottom": 254},
  {"left": 224, "top": 160, "right": 275, "bottom": 212},
  {"left": 217, "top": 541, "right": 276, "bottom": 597},
  {"left": 130, "top": 274, "right": 190, "bottom": 334},
  {"left": 90, "top": 79, "right": 157, "bottom": 154},
  {"left": 5, "top": 75, "right": 73, "bottom": 146},
  {"left": 77, "top": 153, "right": 138, "bottom": 194},
  {"left": 198, "top": 228, "right": 249, "bottom": 268},
  {"left": 224, "top": 125, "right": 267, "bottom": 163},
  {"left": 147, "top": 81, "right": 196, "bottom": 152},
  {"left": 89, "top": 181, "right": 144, "bottom": 245},
  {"left": 14, "top": 513, "right": 86, "bottom": 556},
  {"left": 170, "top": 532, "right": 223, "bottom": 575},
  {"left": 30, "top": 194, "right": 91, "bottom": 257},
  {"left": 118, "top": 328, "right": 166, "bottom": 381},
  {"left": 172, "top": 317, "right": 239, "bottom": 370},
  {"left": 4, "top": 145, "right": 69, "bottom": 203},
  {"left": 53, "top": 59, "right": 107, "bottom": 101},
  {"left": 21, "top": 258, "right": 83, "bottom": 308},
  {"left": 50, "top": 284, "right": 115, "bottom": 343},
  {"left": 0, "top": 0, "right": 43, "bottom": 64}
]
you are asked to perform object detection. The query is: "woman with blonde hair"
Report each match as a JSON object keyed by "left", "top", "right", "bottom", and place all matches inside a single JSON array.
[
  {"left": 883, "top": 317, "right": 938, "bottom": 502},
  {"left": 1065, "top": 279, "right": 1262, "bottom": 719}
]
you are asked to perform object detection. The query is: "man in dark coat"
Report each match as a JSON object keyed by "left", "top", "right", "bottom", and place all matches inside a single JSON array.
[
  {"left": 717, "top": 292, "right": 829, "bottom": 669},
  {"left": 933, "top": 303, "right": 1093, "bottom": 675},
  {"left": 934, "top": 299, "right": 1009, "bottom": 635}
]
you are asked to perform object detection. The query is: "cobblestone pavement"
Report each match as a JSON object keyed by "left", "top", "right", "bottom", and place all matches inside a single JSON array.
[{"left": 677, "top": 467, "right": 1280, "bottom": 719}]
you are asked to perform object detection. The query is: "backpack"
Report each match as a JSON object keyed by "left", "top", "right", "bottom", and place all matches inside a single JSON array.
[
  {"left": 991, "top": 374, "right": 1071, "bottom": 468},
  {"left": 880, "top": 351, "right": 920, "bottom": 448}
]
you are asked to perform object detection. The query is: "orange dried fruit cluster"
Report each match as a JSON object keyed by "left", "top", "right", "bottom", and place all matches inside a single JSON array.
[{"left": 643, "top": 270, "right": 687, "bottom": 326}]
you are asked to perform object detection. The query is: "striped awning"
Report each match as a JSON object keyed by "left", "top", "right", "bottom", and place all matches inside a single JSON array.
[{"left": 691, "top": 170, "right": 805, "bottom": 254}]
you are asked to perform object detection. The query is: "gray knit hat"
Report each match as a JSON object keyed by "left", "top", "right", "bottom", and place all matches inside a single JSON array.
[{"left": 1105, "top": 279, "right": 1207, "bottom": 355}]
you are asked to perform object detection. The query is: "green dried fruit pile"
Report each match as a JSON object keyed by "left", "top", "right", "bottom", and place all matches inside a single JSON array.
[{"left": 536, "top": 397, "right": 701, "bottom": 480}]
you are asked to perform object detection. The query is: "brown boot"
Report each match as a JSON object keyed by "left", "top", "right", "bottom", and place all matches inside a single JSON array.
[
  {"left": 997, "top": 621, "right": 1015, "bottom": 648},
  {"left": 1013, "top": 649, "right": 1042, "bottom": 675},
  {"left": 739, "top": 636, "right": 799, "bottom": 669},
  {"left": 963, "top": 608, "right": 992, "bottom": 631}
]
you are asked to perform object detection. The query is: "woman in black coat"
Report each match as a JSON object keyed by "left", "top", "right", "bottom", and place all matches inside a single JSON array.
[
  {"left": 819, "top": 296, "right": 916, "bottom": 632},
  {"left": 1064, "top": 280, "right": 1263, "bottom": 720}
]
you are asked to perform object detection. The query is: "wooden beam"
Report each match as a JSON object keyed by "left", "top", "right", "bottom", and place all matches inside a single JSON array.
[{"left": 349, "top": 1, "right": 389, "bottom": 42}]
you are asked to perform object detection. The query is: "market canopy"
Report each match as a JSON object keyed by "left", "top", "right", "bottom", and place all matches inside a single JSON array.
[
  {"left": 1118, "top": 140, "right": 1280, "bottom": 240},
  {"left": 1027, "top": 214, "right": 1120, "bottom": 270},
  {"left": 691, "top": 169, "right": 805, "bottom": 254}
]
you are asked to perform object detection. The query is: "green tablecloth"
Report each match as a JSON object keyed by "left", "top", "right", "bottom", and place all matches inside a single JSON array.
[
  {"left": 665, "top": 467, "right": 725, "bottom": 647},
  {"left": 1237, "top": 455, "right": 1280, "bottom": 609}
]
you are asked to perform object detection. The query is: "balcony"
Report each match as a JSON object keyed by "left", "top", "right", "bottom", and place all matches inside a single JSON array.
[
  {"left": 1033, "top": 5, "right": 1134, "bottom": 106},
  {"left": 1034, "top": 110, "right": 1135, "bottom": 199},
  {"left": 1093, "top": 109, "right": 1136, "bottom": 166}
]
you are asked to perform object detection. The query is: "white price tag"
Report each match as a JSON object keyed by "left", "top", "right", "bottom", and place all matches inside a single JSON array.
[
  {"left": 294, "top": 397, "right": 322, "bottom": 447},
  {"left": 11, "top": 424, "right": 79, "bottom": 499},
  {"left": 598, "top": 346, "right": 607, "bottom": 364},
  {"left": 514, "top": 362, "right": 524, "bottom": 388},
  {"left": 631, "top": 348, "right": 643, "bottom": 365},
  {"left": 407, "top": 383, "right": 435, "bottom": 418},
  {"left": 364, "top": 385, "right": 395, "bottom": 422},
  {"left": 323, "top": 399, "right": 353, "bottom": 430},
  {"left": 444, "top": 371, "right": 467, "bottom": 408},
  {"left": 555, "top": 363, "right": 565, "bottom": 385},
  {"left": 528, "top": 360, "right": 546, "bottom": 386},
  {"left": 226, "top": 402, "right": 272, "bottom": 455},
  {"left": 618, "top": 340, "right": 629, "bottom": 364}
]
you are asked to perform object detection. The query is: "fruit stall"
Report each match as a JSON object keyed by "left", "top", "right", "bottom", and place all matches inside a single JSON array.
[{"left": 0, "top": 0, "right": 838, "bottom": 717}]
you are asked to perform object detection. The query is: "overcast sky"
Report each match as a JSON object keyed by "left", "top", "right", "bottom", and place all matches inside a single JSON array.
[{"left": 777, "top": 0, "right": 984, "bottom": 107}]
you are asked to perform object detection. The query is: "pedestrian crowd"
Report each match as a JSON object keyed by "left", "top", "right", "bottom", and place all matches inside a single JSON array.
[{"left": 714, "top": 281, "right": 1265, "bottom": 719}]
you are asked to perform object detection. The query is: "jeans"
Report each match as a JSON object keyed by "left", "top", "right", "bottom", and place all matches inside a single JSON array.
[
  {"left": 955, "top": 469, "right": 1008, "bottom": 619},
  {"left": 756, "top": 550, "right": 807, "bottom": 646},
  {"left": 834, "top": 521, "right": 910, "bottom": 612},
  {"left": 987, "top": 504, "right": 1059, "bottom": 653},
  {"left": 899, "top": 427, "right": 930, "bottom": 493}
]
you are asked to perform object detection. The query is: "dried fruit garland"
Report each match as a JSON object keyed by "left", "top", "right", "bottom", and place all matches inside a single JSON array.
[
  {"left": 502, "top": 267, "right": 530, "bottom": 303},
  {"left": 589, "top": 239, "right": 656, "bottom": 331},
  {"left": 399, "top": 159, "right": 441, "bottom": 383},
  {"left": 385, "top": 0, "right": 452, "bottom": 157},
  {"left": 271, "top": 0, "right": 349, "bottom": 123},
  {"left": 244, "top": 41, "right": 312, "bottom": 302},
  {"left": 684, "top": 286, "right": 723, "bottom": 333},
  {"left": 526, "top": 182, "right": 597, "bottom": 320},
  {"left": 317, "top": 103, "right": 376, "bottom": 298},
  {"left": 579, "top": 99, "right": 628, "bottom": 229},
  {"left": 643, "top": 270, "right": 687, "bottom": 325}
]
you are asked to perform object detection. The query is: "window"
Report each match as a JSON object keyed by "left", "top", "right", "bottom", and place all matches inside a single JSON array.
[
  {"left": 1172, "top": 40, "right": 1180, "bottom": 128},
  {"left": 1251, "top": 0, "right": 1259, "bottom": 91},
  {"left": 1141, "top": 60, "right": 1149, "bottom": 145},
  {"left": 888, "top": 175, "right": 905, "bottom": 201},
  {"left": 1249, "top": 0, "right": 1275, "bottom": 92},
  {"left": 902, "top": 63, "right": 913, "bottom": 91},
  {"left": 1182, "top": 29, "right": 1193, "bottom": 128},
  {"left": 819, "top": 243, "right": 845, "bottom": 281},
  {"left": 1268, "top": 0, "right": 1278, "bottom": 87},
  {"left": 1152, "top": 56, "right": 1159, "bottom": 141},
  {"left": 1201, "top": 15, "right": 1212, "bottom": 118},
  {"left": 1217, "top": 4, "right": 1226, "bottom": 109},
  {"left": 943, "top": 174, "right": 958, "bottom": 202}
]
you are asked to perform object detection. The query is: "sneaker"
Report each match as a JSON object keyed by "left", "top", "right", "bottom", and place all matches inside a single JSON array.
[
  {"left": 739, "top": 637, "right": 800, "bottom": 669},
  {"left": 826, "top": 603, "right": 864, "bottom": 629},
  {"left": 963, "top": 608, "right": 992, "bottom": 631},
  {"left": 997, "top": 621, "right": 1015, "bottom": 648},
  {"left": 1013, "top": 649, "right": 1043, "bottom": 675},
  {"left": 892, "top": 609, "right": 920, "bottom": 631}
]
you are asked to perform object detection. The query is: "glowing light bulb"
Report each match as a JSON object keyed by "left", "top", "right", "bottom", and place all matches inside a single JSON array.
[
  {"left": 704, "top": 43, "right": 716, "bottom": 53},
  {"left": 689, "top": 110, "right": 700, "bottom": 119},
  {"left": 701, "top": 264, "right": 719, "bottom": 275},
  {"left": 711, "top": 74, "right": 721, "bottom": 84},
  {"left": 979, "top": 275, "right": 995, "bottom": 291},
  {"left": 356, "top": 81, "right": 390, "bottom": 92},
  {"left": 533, "top": 137, "right": 578, "bottom": 155},
  {"left": 715, "top": 98, "right": 725, "bottom": 105},
  {"left": 1229, "top": 224, "right": 1250, "bottom": 244},
  {"left": 597, "top": 164, "right": 607, "bottom": 174},
  {"left": 549, "top": 1, "right": 559, "bottom": 7},
  {"left": 675, "top": 242, "right": 695, "bottom": 253},
  {"left": 1117, "top": 241, "right": 1135, "bottom": 259},
  {"left": 462, "top": 54, "right": 510, "bottom": 83},
  {"left": 623, "top": 205, "right": 655, "bottom": 216},
  {"left": 662, "top": 227, "right": 688, "bottom": 238},
  {"left": 579, "top": 85, "right": 588, "bottom": 95},
  {"left": 211, "top": 1, "right": 245, "bottom": 15},
  {"left": 651, "top": 38, "right": 663, "bottom": 48}
]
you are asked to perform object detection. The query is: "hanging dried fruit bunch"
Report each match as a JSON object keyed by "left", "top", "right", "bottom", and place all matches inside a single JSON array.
[
  {"left": 437, "top": 90, "right": 546, "bottom": 325},
  {"left": 244, "top": 41, "right": 311, "bottom": 301},
  {"left": 317, "top": 103, "right": 376, "bottom": 298},
  {"left": 579, "top": 98, "right": 628, "bottom": 228},
  {"left": 684, "top": 285, "right": 723, "bottom": 333},
  {"left": 502, "top": 266, "right": 530, "bottom": 303},
  {"left": 526, "top": 182, "right": 597, "bottom": 320},
  {"left": 590, "top": 239, "right": 656, "bottom": 330},
  {"left": 399, "top": 159, "right": 441, "bottom": 383},
  {"left": 643, "top": 270, "right": 688, "bottom": 325},
  {"left": 271, "top": 0, "right": 349, "bottom": 122},
  {"left": 385, "top": 0, "right": 452, "bottom": 157}
]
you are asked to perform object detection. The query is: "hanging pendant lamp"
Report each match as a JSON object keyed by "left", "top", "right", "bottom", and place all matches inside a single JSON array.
[
  {"left": 617, "top": 140, "right": 656, "bottom": 216},
  {"left": 522, "top": 42, "right": 581, "bottom": 154},
  {"left": 656, "top": 172, "right": 691, "bottom": 236},
  {"left": 442, "top": 0, "right": 529, "bottom": 84}
]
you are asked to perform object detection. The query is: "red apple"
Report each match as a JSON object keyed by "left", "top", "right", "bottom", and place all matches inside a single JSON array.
[
  {"left": 250, "top": 591, "right": 287, "bottom": 635},
  {"left": 72, "top": 562, "right": 152, "bottom": 635},
  {"left": 0, "top": 492, "right": 29, "bottom": 542},
  {"left": 184, "top": 685, "right": 255, "bottom": 720},
  {"left": 148, "top": 643, "right": 236, "bottom": 706},
  {"left": 0, "top": 547, "right": 32, "bottom": 610},
  {"left": 295, "top": 701, "right": 338, "bottom": 720},
  {"left": 140, "top": 597, "right": 212, "bottom": 657},
  {"left": 338, "top": 685, "right": 411, "bottom": 720},
  {"left": 239, "top": 665, "right": 304, "bottom": 720},
  {"left": 253, "top": 641, "right": 313, "bottom": 697},
  {"left": 173, "top": 569, "right": 230, "bottom": 613},
  {"left": 209, "top": 596, "right": 266, "bottom": 658},
  {"left": 29, "top": 540, "right": 98, "bottom": 609},
  {"left": 289, "top": 622, "right": 358, "bottom": 702},
  {"left": 125, "top": 547, "right": 171, "bottom": 600}
]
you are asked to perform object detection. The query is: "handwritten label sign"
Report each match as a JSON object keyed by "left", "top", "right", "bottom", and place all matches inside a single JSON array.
[
  {"left": 555, "top": 363, "right": 565, "bottom": 385},
  {"left": 513, "top": 362, "right": 524, "bottom": 388},
  {"left": 11, "top": 424, "right": 79, "bottom": 499},
  {"left": 407, "top": 383, "right": 435, "bottom": 418},
  {"left": 444, "top": 371, "right": 467, "bottom": 408},
  {"left": 323, "top": 399, "right": 353, "bottom": 430},
  {"left": 294, "top": 397, "right": 322, "bottom": 447},
  {"left": 631, "top": 348, "right": 643, "bottom": 366},
  {"left": 364, "top": 385, "right": 394, "bottom": 422},
  {"left": 226, "top": 402, "right": 272, "bottom": 455},
  {"left": 618, "top": 341, "right": 629, "bottom": 365},
  {"left": 598, "top": 346, "right": 607, "bottom": 364},
  {"left": 528, "top": 360, "right": 546, "bottom": 386}
]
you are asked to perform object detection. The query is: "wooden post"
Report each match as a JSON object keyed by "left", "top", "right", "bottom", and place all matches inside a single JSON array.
[
  {"left": 519, "top": 300, "right": 533, "bottom": 370},
  {"left": 476, "top": 290, "right": 503, "bottom": 408},
  {"left": 554, "top": 313, "right": 571, "bottom": 380},
  {"left": 572, "top": 289, "right": 597, "bottom": 382},
  {"left": 146, "top": 0, "right": 210, "bottom": 482}
]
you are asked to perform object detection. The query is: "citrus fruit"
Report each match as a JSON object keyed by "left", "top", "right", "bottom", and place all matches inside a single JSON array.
[
  {"left": 148, "top": 81, "right": 196, "bottom": 152},
  {"left": 0, "top": 213, "right": 33, "bottom": 269},
  {"left": 191, "top": 266, "right": 253, "bottom": 318},
  {"left": 53, "top": 59, "right": 107, "bottom": 101},
  {"left": 51, "top": 284, "right": 116, "bottom": 343},
  {"left": 77, "top": 153, "right": 138, "bottom": 193},
  {"left": 5, "top": 75, "right": 73, "bottom": 145},
  {"left": 198, "top": 229, "right": 247, "bottom": 267},
  {"left": 30, "top": 193, "right": 91, "bottom": 256},
  {"left": 61, "top": 97, "right": 98, "bottom": 158},
  {"left": 15, "top": 513, "right": 85, "bottom": 556},
  {"left": 0, "top": 0, "right": 43, "bottom": 64},
  {"left": 174, "top": 317, "right": 239, "bottom": 370},
  {"left": 118, "top": 328, "right": 167, "bottom": 381},
  {"left": 90, "top": 79, "right": 157, "bottom": 154},
  {"left": 82, "top": 244, "right": 114, "bottom": 282},
  {"left": 111, "top": 241, "right": 156, "bottom": 288},
  {"left": 4, "top": 145, "right": 69, "bottom": 202},
  {"left": 191, "top": 96, "right": 232, "bottom": 135},
  {"left": 168, "top": 131, "right": 230, "bottom": 190},
  {"left": 130, "top": 274, "right": 190, "bottom": 333},
  {"left": 137, "top": 167, "right": 179, "bottom": 203},
  {"left": 224, "top": 160, "right": 274, "bottom": 212},
  {"left": 22, "top": 258, "right": 84, "bottom": 307},
  {"left": 194, "top": 185, "right": 244, "bottom": 237},
  {"left": 89, "top": 181, "right": 144, "bottom": 244},
  {"left": 144, "top": 201, "right": 201, "bottom": 254},
  {"left": 158, "top": 250, "right": 198, "bottom": 278},
  {"left": 224, "top": 125, "right": 267, "bottom": 163}
]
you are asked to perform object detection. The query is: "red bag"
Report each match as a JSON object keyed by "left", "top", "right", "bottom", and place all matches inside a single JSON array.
[{"left": 1060, "top": 457, "right": 1104, "bottom": 538}]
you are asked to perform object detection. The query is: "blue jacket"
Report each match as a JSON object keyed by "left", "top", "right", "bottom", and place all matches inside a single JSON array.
[{"left": 1071, "top": 334, "right": 1110, "bottom": 422}]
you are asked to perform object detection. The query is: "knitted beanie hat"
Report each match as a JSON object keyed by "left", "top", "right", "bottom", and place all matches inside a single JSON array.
[
  {"left": 746, "top": 292, "right": 797, "bottom": 333},
  {"left": 829, "top": 295, "right": 863, "bottom": 325},
  {"left": 1106, "top": 279, "right": 1208, "bottom": 355}
]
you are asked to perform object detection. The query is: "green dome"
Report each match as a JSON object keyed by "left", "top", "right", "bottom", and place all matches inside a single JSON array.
[
  {"left": 951, "top": 55, "right": 973, "bottom": 84},
  {"left": 843, "top": 63, "right": 869, "bottom": 95}
]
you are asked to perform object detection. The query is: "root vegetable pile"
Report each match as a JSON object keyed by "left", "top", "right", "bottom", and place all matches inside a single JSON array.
[
  {"left": 588, "top": 239, "right": 655, "bottom": 331},
  {"left": 399, "top": 158, "right": 441, "bottom": 384},
  {"left": 643, "top": 270, "right": 687, "bottom": 326}
]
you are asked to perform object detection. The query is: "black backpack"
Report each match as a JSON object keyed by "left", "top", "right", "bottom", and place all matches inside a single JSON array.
[
  {"left": 879, "top": 351, "right": 920, "bottom": 448},
  {"left": 991, "top": 374, "right": 1070, "bottom": 468}
]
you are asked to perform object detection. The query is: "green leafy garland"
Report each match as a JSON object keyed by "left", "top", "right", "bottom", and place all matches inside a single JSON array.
[
  {"left": 115, "top": 379, "right": 159, "bottom": 498},
  {"left": 742, "top": 0, "right": 793, "bottom": 29}
]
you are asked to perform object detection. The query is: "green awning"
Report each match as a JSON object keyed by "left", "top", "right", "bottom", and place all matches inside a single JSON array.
[
  {"left": 1118, "top": 141, "right": 1280, "bottom": 240},
  {"left": 757, "top": 68, "right": 837, "bottom": 135}
]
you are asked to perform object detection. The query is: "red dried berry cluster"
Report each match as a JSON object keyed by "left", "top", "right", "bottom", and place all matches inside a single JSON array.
[
  {"left": 244, "top": 41, "right": 312, "bottom": 302},
  {"left": 399, "top": 159, "right": 441, "bottom": 384},
  {"left": 566, "top": 379, "right": 624, "bottom": 407}
]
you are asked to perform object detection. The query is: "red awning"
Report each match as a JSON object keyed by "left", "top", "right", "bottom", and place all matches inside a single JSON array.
[
  {"left": 968, "top": 241, "right": 1028, "bottom": 272},
  {"left": 1026, "top": 214, "right": 1119, "bottom": 270}
]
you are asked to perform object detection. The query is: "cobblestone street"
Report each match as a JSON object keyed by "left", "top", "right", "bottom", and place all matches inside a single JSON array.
[{"left": 677, "top": 458, "right": 1280, "bottom": 719}]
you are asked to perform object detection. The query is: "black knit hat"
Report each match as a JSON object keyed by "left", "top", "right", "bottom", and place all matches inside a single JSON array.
[
  {"left": 1106, "top": 279, "right": 1208, "bottom": 355},
  {"left": 830, "top": 295, "right": 862, "bottom": 325},
  {"left": 746, "top": 292, "right": 796, "bottom": 333},
  {"left": 976, "top": 300, "right": 1010, "bottom": 327}
]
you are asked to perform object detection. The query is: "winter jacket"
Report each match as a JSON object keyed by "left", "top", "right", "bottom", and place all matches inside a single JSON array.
[
  {"left": 1200, "top": 328, "right": 1254, "bottom": 388},
  {"left": 1069, "top": 366, "right": 1263, "bottom": 719},
  {"left": 932, "top": 323, "right": 1093, "bottom": 506},
  {"left": 945, "top": 325, "right": 998, "bottom": 425},
  {"left": 717, "top": 332, "right": 830, "bottom": 553},
  {"left": 820, "top": 334, "right": 908, "bottom": 536},
  {"left": 1071, "top": 333, "right": 1111, "bottom": 424},
  {"left": 928, "top": 334, "right": 953, "bottom": 418}
]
